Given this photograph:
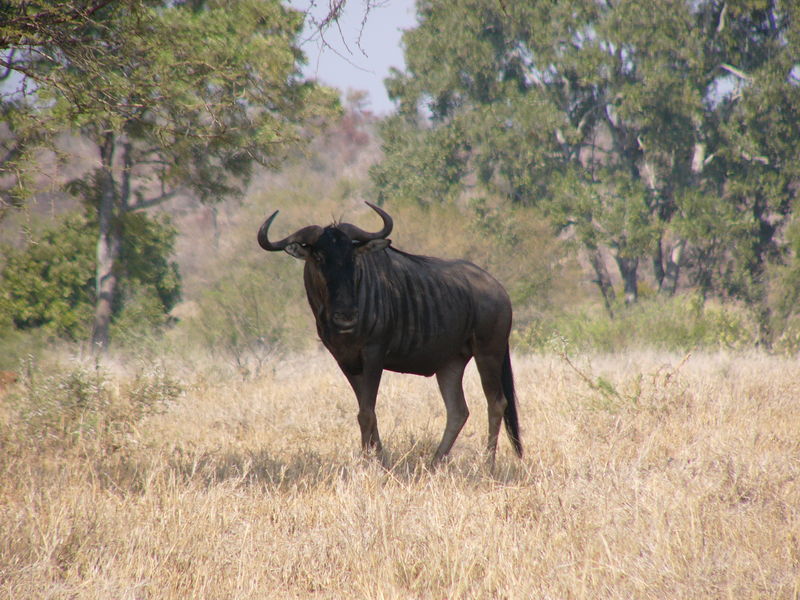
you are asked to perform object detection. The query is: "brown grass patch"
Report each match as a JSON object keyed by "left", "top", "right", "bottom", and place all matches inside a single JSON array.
[{"left": 1, "top": 350, "right": 799, "bottom": 598}]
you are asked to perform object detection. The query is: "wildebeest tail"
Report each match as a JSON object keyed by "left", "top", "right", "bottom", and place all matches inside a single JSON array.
[{"left": 502, "top": 346, "right": 523, "bottom": 458}]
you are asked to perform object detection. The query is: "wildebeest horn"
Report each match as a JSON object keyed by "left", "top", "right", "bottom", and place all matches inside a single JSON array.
[
  {"left": 257, "top": 210, "right": 322, "bottom": 251},
  {"left": 338, "top": 202, "right": 393, "bottom": 242}
]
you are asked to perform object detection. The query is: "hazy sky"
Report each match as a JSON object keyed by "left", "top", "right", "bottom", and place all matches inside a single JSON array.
[{"left": 292, "top": 1, "right": 418, "bottom": 115}]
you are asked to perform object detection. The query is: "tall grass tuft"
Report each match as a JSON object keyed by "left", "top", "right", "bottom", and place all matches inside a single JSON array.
[{"left": 6, "top": 358, "right": 183, "bottom": 453}]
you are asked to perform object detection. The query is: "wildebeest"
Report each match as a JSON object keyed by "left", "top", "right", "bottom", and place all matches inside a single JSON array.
[{"left": 257, "top": 202, "right": 522, "bottom": 467}]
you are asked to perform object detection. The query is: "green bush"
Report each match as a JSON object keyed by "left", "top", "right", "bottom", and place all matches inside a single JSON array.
[
  {"left": 513, "top": 294, "right": 759, "bottom": 353},
  {"left": 0, "top": 213, "right": 96, "bottom": 340},
  {"left": 0, "top": 210, "right": 181, "bottom": 345},
  {"left": 116, "top": 211, "right": 181, "bottom": 318}
]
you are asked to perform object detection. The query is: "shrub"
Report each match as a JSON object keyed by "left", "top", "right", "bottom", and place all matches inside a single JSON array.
[
  {"left": 0, "top": 213, "right": 96, "bottom": 340},
  {"left": 0, "top": 210, "right": 181, "bottom": 345},
  {"left": 513, "top": 293, "right": 759, "bottom": 353},
  {"left": 6, "top": 358, "right": 182, "bottom": 451}
]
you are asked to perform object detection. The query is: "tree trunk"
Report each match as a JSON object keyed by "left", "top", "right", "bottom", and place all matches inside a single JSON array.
[
  {"left": 661, "top": 239, "right": 685, "bottom": 296},
  {"left": 91, "top": 135, "right": 121, "bottom": 353},
  {"left": 589, "top": 248, "right": 616, "bottom": 318},
  {"left": 211, "top": 204, "right": 220, "bottom": 249},
  {"left": 652, "top": 238, "right": 665, "bottom": 290},
  {"left": 614, "top": 255, "right": 639, "bottom": 305}
]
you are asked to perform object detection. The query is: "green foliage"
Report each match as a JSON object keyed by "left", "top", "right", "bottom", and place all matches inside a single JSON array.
[
  {"left": 2, "top": 0, "right": 340, "bottom": 350},
  {"left": 548, "top": 169, "right": 660, "bottom": 258},
  {"left": 0, "top": 214, "right": 96, "bottom": 339},
  {"left": 513, "top": 294, "right": 758, "bottom": 353},
  {"left": 2, "top": 1, "right": 339, "bottom": 191},
  {"left": 370, "top": 115, "right": 469, "bottom": 205},
  {"left": 116, "top": 211, "right": 181, "bottom": 318},
  {"left": 0, "top": 210, "right": 181, "bottom": 341},
  {"left": 375, "top": 0, "right": 800, "bottom": 319}
]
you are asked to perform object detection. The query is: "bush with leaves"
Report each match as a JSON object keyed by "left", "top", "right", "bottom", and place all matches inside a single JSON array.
[
  {"left": 0, "top": 210, "right": 180, "bottom": 341},
  {"left": 513, "top": 294, "right": 758, "bottom": 353},
  {"left": 0, "top": 213, "right": 96, "bottom": 339}
]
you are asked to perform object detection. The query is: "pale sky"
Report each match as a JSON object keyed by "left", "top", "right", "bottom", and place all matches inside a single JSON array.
[{"left": 291, "top": 1, "right": 418, "bottom": 115}]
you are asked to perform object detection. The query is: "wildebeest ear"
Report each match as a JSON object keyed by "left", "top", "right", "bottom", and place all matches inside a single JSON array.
[
  {"left": 356, "top": 238, "right": 390, "bottom": 255},
  {"left": 285, "top": 242, "right": 311, "bottom": 259}
]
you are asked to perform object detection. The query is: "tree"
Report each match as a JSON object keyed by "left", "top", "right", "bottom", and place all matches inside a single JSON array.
[
  {"left": 374, "top": 0, "right": 800, "bottom": 319},
  {"left": 1, "top": 0, "right": 339, "bottom": 350}
]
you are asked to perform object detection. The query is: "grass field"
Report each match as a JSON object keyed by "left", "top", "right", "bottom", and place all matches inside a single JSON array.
[{"left": 1, "top": 349, "right": 799, "bottom": 599}]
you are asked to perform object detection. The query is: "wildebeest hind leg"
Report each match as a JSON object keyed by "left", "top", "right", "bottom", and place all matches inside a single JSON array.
[
  {"left": 432, "top": 358, "right": 470, "bottom": 466},
  {"left": 474, "top": 353, "right": 507, "bottom": 468}
]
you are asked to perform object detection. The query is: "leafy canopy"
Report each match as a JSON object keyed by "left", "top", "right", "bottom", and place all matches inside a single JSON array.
[
  {"left": 2, "top": 0, "right": 340, "bottom": 202},
  {"left": 374, "top": 0, "right": 800, "bottom": 321}
]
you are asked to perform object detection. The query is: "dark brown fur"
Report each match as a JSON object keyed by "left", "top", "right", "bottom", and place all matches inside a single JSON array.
[{"left": 258, "top": 203, "right": 522, "bottom": 466}]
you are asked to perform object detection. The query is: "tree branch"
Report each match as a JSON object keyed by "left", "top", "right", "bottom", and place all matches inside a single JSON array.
[
  {"left": 128, "top": 189, "right": 180, "bottom": 212},
  {"left": 720, "top": 63, "right": 752, "bottom": 82},
  {"left": 0, "top": 1, "right": 118, "bottom": 47}
]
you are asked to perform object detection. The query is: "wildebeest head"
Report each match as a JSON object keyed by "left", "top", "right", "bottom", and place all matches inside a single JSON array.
[{"left": 258, "top": 202, "right": 392, "bottom": 333}]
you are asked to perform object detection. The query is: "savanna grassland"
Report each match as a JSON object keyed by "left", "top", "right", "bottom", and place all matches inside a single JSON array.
[{"left": 1, "top": 348, "right": 799, "bottom": 599}]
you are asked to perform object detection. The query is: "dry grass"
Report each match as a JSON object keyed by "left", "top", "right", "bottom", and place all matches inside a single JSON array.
[{"left": 2, "top": 350, "right": 799, "bottom": 599}]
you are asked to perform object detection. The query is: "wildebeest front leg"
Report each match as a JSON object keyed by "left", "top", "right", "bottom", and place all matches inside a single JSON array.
[
  {"left": 343, "top": 365, "right": 384, "bottom": 459},
  {"left": 432, "top": 358, "right": 470, "bottom": 466}
]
